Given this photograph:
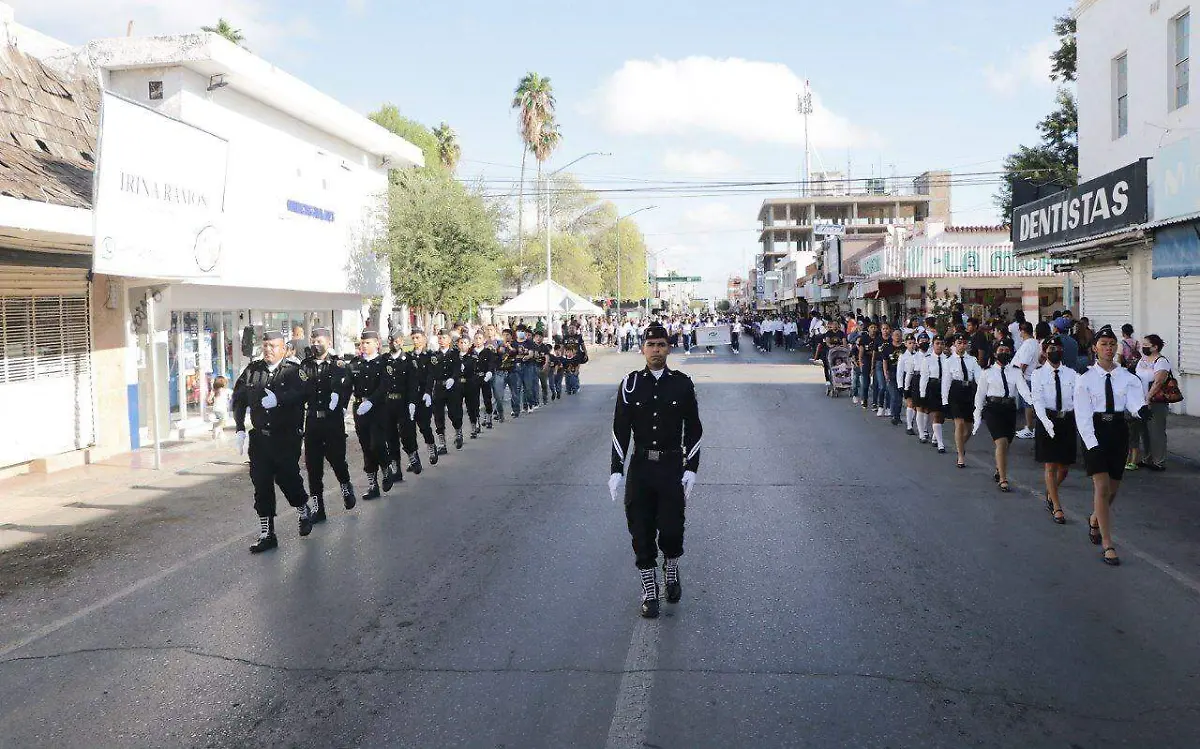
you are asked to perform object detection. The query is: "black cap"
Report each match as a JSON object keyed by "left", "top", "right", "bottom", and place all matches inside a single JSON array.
[
  {"left": 644, "top": 324, "right": 669, "bottom": 343},
  {"left": 263, "top": 330, "right": 286, "bottom": 342},
  {"left": 311, "top": 326, "right": 332, "bottom": 339},
  {"left": 437, "top": 328, "right": 450, "bottom": 337},
  {"left": 1043, "top": 334, "right": 1063, "bottom": 347},
  {"left": 951, "top": 333, "right": 968, "bottom": 343},
  {"left": 1095, "top": 324, "right": 1118, "bottom": 342},
  {"left": 997, "top": 337, "right": 1015, "bottom": 350},
  {"left": 410, "top": 327, "right": 426, "bottom": 336},
  {"left": 360, "top": 329, "right": 380, "bottom": 340}
]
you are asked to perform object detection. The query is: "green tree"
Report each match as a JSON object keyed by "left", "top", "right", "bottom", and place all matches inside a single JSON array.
[
  {"left": 201, "top": 18, "right": 245, "bottom": 47},
  {"left": 996, "top": 15, "right": 1078, "bottom": 224},
  {"left": 717, "top": 300, "right": 732, "bottom": 313},
  {"left": 512, "top": 72, "right": 556, "bottom": 292},
  {"left": 532, "top": 118, "right": 562, "bottom": 233},
  {"left": 378, "top": 169, "right": 504, "bottom": 321},
  {"left": 432, "top": 122, "right": 461, "bottom": 173},
  {"left": 589, "top": 205, "right": 649, "bottom": 304},
  {"left": 368, "top": 104, "right": 441, "bottom": 172}
]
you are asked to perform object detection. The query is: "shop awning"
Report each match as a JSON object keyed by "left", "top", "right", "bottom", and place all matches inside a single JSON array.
[{"left": 861, "top": 280, "right": 904, "bottom": 299}]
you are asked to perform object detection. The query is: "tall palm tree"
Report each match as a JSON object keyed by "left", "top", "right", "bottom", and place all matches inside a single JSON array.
[
  {"left": 432, "top": 122, "right": 461, "bottom": 173},
  {"left": 202, "top": 18, "right": 245, "bottom": 47},
  {"left": 511, "top": 72, "right": 556, "bottom": 292},
  {"left": 533, "top": 119, "right": 561, "bottom": 233}
]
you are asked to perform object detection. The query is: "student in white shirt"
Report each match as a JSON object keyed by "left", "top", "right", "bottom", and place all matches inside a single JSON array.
[
  {"left": 1012, "top": 321, "right": 1040, "bottom": 439},
  {"left": 897, "top": 334, "right": 921, "bottom": 435},
  {"left": 1031, "top": 335, "right": 1079, "bottom": 524},
  {"left": 972, "top": 338, "right": 1033, "bottom": 492},
  {"left": 1074, "top": 325, "right": 1150, "bottom": 566},
  {"left": 942, "top": 333, "right": 982, "bottom": 468},
  {"left": 918, "top": 335, "right": 950, "bottom": 452}
]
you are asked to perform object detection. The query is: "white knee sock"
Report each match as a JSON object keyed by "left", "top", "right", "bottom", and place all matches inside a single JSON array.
[
  {"left": 918, "top": 412, "right": 929, "bottom": 438},
  {"left": 906, "top": 407, "right": 915, "bottom": 429},
  {"left": 933, "top": 423, "right": 944, "bottom": 448}
]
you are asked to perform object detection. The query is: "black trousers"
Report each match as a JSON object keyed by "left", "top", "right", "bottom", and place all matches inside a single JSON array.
[
  {"left": 353, "top": 408, "right": 389, "bottom": 473},
  {"left": 387, "top": 397, "right": 418, "bottom": 458},
  {"left": 477, "top": 377, "right": 493, "bottom": 417},
  {"left": 249, "top": 430, "right": 308, "bottom": 518},
  {"left": 433, "top": 391, "right": 463, "bottom": 434},
  {"left": 303, "top": 415, "right": 351, "bottom": 495},
  {"left": 464, "top": 381, "right": 481, "bottom": 425},
  {"left": 624, "top": 457, "right": 686, "bottom": 570},
  {"left": 413, "top": 401, "right": 436, "bottom": 445}
]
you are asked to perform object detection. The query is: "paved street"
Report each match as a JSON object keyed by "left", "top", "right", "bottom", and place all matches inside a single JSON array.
[{"left": 3, "top": 347, "right": 1200, "bottom": 748}]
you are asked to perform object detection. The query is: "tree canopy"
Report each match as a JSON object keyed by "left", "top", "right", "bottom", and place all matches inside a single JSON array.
[
  {"left": 201, "top": 19, "right": 245, "bottom": 47},
  {"left": 368, "top": 105, "right": 442, "bottom": 173}
]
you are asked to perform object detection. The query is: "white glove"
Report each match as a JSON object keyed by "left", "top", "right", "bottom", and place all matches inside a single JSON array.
[
  {"left": 423, "top": 393, "right": 432, "bottom": 407},
  {"left": 445, "top": 378, "right": 456, "bottom": 390},
  {"left": 971, "top": 418, "right": 981, "bottom": 437},
  {"left": 484, "top": 371, "right": 493, "bottom": 383},
  {"left": 329, "top": 392, "right": 339, "bottom": 411},
  {"left": 260, "top": 389, "right": 278, "bottom": 409},
  {"left": 608, "top": 472, "right": 624, "bottom": 503},
  {"left": 409, "top": 403, "right": 417, "bottom": 419},
  {"left": 356, "top": 399, "right": 373, "bottom": 416},
  {"left": 234, "top": 431, "right": 247, "bottom": 456},
  {"left": 681, "top": 470, "right": 697, "bottom": 500}
]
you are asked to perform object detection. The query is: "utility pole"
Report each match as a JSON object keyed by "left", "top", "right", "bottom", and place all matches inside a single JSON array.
[{"left": 797, "top": 81, "right": 813, "bottom": 197}]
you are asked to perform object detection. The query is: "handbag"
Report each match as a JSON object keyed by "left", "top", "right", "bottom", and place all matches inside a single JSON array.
[{"left": 1151, "top": 370, "right": 1184, "bottom": 404}]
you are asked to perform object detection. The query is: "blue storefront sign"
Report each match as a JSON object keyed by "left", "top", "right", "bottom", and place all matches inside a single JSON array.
[
  {"left": 1152, "top": 136, "right": 1200, "bottom": 222},
  {"left": 1153, "top": 223, "right": 1200, "bottom": 278},
  {"left": 286, "top": 199, "right": 335, "bottom": 222}
]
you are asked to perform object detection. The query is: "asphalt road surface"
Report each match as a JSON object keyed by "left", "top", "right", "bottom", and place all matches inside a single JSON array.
[{"left": 3, "top": 345, "right": 1200, "bottom": 748}]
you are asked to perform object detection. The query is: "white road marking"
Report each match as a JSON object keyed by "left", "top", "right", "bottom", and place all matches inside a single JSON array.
[{"left": 604, "top": 616, "right": 660, "bottom": 749}]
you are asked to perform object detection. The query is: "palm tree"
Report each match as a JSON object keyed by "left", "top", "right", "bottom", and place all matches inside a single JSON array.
[
  {"left": 202, "top": 18, "right": 245, "bottom": 47},
  {"left": 432, "top": 122, "right": 461, "bottom": 173},
  {"left": 532, "top": 118, "right": 561, "bottom": 233},
  {"left": 511, "top": 72, "right": 556, "bottom": 292}
]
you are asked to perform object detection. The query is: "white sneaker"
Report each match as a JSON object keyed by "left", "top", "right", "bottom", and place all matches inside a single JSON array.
[
  {"left": 852, "top": 396, "right": 860, "bottom": 405},
  {"left": 1016, "top": 428, "right": 1035, "bottom": 439}
]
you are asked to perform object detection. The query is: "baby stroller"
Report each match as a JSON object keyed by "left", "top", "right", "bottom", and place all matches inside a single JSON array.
[{"left": 826, "top": 345, "right": 853, "bottom": 397}]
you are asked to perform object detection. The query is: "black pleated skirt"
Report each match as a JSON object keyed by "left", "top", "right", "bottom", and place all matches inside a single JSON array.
[
  {"left": 948, "top": 381, "right": 976, "bottom": 421},
  {"left": 983, "top": 402, "right": 1017, "bottom": 442},
  {"left": 1034, "top": 414, "right": 1077, "bottom": 465}
]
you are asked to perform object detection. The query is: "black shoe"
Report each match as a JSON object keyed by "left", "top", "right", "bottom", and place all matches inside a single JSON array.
[
  {"left": 311, "top": 507, "right": 327, "bottom": 524},
  {"left": 664, "top": 562, "right": 682, "bottom": 604},
  {"left": 437, "top": 440, "right": 449, "bottom": 456},
  {"left": 309, "top": 494, "right": 327, "bottom": 523},
  {"left": 408, "top": 453, "right": 423, "bottom": 475},
  {"left": 906, "top": 427, "right": 915, "bottom": 436},
  {"left": 486, "top": 416, "right": 493, "bottom": 429},
  {"left": 250, "top": 534, "right": 278, "bottom": 554},
  {"left": 496, "top": 411, "right": 504, "bottom": 423},
  {"left": 937, "top": 446, "right": 946, "bottom": 454},
  {"left": 363, "top": 473, "right": 381, "bottom": 500},
  {"left": 641, "top": 598, "right": 660, "bottom": 618},
  {"left": 429, "top": 446, "right": 439, "bottom": 465},
  {"left": 455, "top": 431, "right": 464, "bottom": 449},
  {"left": 341, "top": 483, "right": 356, "bottom": 510},
  {"left": 381, "top": 466, "right": 394, "bottom": 493},
  {"left": 512, "top": 410, "right": 520, "bottom": 419},
  {"left": 298, "top": 510, "right": 313, "bottom": 537}
]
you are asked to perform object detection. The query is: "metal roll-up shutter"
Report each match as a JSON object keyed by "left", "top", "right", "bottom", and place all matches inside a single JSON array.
[
  {"left": 1179, "top": 278, "right": 1200, "bottom": 374},
  {"left": 1080, "top": 265, "right": 1132, "bottom": 333},
  {"left": 0, "top": 267, "right": 95, "bottom": 468}
]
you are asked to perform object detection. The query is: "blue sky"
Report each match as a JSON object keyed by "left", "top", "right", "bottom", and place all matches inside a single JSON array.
[{"left": 19, "top": 0, "right": 1074, "bottom": 297}]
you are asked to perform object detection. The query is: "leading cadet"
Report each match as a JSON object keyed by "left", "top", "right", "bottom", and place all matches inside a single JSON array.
[
  {"left": 609, "top": 323, "right": 703, "bottom": 619},
  {"left": 972, "top": 338, "right": 1033, "bottom": 493},
  {"left": 232, "top": 330, "right": 313, "bottom": 553},
  {"left": 300, "top": 327, "right": 355, "bottom": 522}
]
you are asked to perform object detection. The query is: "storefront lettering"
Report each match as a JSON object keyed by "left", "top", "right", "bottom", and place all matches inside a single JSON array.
[
  {"left": 119, "top": 171, "right": 209, "bottom": 208},
  {"left": 1012, "top": 159, "right": 1148, "bottom": 254},
  {"left": 286, "top": 199, "right": 335, "bottom": 222}
]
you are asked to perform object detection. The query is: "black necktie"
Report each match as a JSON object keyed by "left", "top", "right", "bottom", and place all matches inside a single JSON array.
[
  {"left": 961, "top": 356, "right": 968, "bottom": 381},
  {"left": 1104, "top": 373, "right": 1115, "bottom": 413},
  {"left": 937, "top": 356, "right": 942, "bottom": 380},
  {"left": 1054, "top": 369, "right": 1062, "bottom": 413},
  {"left": 1000, "top": 367, "right": 1009, "bottom": 398}
]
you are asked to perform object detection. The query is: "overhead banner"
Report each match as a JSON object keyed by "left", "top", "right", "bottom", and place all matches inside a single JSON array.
[
  {"left": 1011, "top": 159, "right": 1148, "bottom": 255},
  {"left": 695, "top": 325, "right": 732, "bottom": 345},
  {"left": 93, "top": 92, "right": 229, "bottom": 279}
]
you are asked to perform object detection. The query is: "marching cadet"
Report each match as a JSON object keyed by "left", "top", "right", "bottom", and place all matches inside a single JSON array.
[
  {"left": 942, "top": 333, "right": 982, "bottom": 468},
  {"left": 897, "top": 334, "right": 920, "bottom": 435},
  {"left": 609, "top": 323, "right": 704, "bottom": 619},
  {"left": 232, "top": 330, "right": 313, "bottom": 553},
  {"left": 918, "top": 335, "right": 949, "bottom": 452},
  {"left": 500, "top": 328, "right": 523, "bottom": 419},
  {"left": 300, "top": 327, "right": 355, "bottom": 523},
  {"left": 350, "top": 330, "right": 391, "bottom": 500},
  {"left": 1032, "top": 334, "right": 1078, "bottom": 525},
  {"left": 432, "top": 329, "right": 466, "bottom": 453},
  {"left": 515, "top": 324, "right": 539, "bottom": 412},
  {"left": 471, "top": 331, "right": 496, "bottom": 430},
  {"left": 1075, "top": 325, "right": 1151, "bottom": 566},
  {"left": 458, "top": 333, "right": 483, "bottom": 438},
  {"left": 971, "top": 338, "right": 1033, "bottom": 493},
  {"left": 385, "top": 331, "right": 421, "bottom": 478},
  {"left": 410, "top": 328, "right": 440, "bottom": 465},
  {"left": 533, "top": 330, "right": 552, "bottom": 407},
  {"left": 910, "top": 333, "right": 933, "bottom": 443}
]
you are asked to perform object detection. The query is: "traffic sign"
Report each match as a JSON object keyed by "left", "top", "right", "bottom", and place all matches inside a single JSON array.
[{"left": 654, "top": 275, "right": 702, "bottom": 283}]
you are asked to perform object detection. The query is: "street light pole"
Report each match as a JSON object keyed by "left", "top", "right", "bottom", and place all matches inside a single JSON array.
[
  {"left": 544, "top": 151, "right": 609, "bottom": 337},
  {"left": 614, "top": 205, "right": 656, "bottom": 323}
]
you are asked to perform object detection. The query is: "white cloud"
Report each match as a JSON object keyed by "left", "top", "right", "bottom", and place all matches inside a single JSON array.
[
  {"left": 983, "top": 38, "right": 1056, "bottom": 95},
  {"left": 7, "top": 0, "right": 312, "bottom": 52},
  {"left": 662, "top": 149, "right": 743, "bottom": 175},
  {"left": 682, "top": 202, "right": 741, "bottom": 231},
  {"left": 588, "top": 56, "right": 881, "bottom": 149}
]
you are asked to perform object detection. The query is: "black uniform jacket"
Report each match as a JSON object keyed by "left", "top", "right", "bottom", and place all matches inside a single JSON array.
[
  {"left": 232, "top": 358, "right": 306, "bottom": 434},
  {"left": 412, "top": 349, "right": 438, "bottom": 399},
  {"left": 383, "top": 350, "right": 420, "bottom": 405},
  {"left": 300, "top": 354, "right": 353, "bottom": 419},
  {"left": 433, "top": 348, "right": 463, "bottom": 398},
  {"left": 610, "top": 366, "right": 703, "bottom": 476},
  {"left": 474, "top": 347, "right": 496, "bottom": 377},
  {"left": 348, "top": 354, "right": 390, "bottom": 407}
]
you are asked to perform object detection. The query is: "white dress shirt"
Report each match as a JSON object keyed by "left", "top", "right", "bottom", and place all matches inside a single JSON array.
[
  {"left": 941, "top": 351, "right": 983, "bottom": 405},
  {"left": 972, "top": 363, "right": 1033, "bottom": 423},
  {"left": 1073, "top": 364, "right": 1147, "bottom": 450},
  {"left": 919, "top": 352, "right": 949, "bottom": 403},
  {"left": 1031, "top": 362, "right": 1078, "bottom": 422},
  {"left": 897, "top": 350, "right": 916, "bottom": 390},
  {"left": 1013, "top": 337, "right": 1040, "bottom": 381}
]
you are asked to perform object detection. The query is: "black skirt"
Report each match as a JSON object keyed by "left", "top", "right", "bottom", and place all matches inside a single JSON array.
[
  {"left": 1085, "top": 414, "right": 1130, "bottom": 479},
  {"left": 922, "top": 378, "right": 944, "bottom": 412},
  {"left": 982, "top": 402, "right": 1017, "bottom": 442},
  {"left": 1035, "top": 414, "right": 1078, "bottom": 465},
  {"left": 948, "top": 381, "right": 976, "bottom": 421},
  {"left": 904, "top": 377, "right": 920, "bottom": 401}
]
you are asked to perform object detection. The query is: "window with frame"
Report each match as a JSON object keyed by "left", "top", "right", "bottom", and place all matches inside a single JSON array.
[
  {"left": 1174, "top": 11, "right": 1190, "bottom": 110},
  {"left": 1115, "top": 53, "right": 1129, "bottom": 138}
]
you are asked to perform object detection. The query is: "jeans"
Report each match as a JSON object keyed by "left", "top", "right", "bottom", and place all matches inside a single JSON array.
[
  {"left": 872, "top": 361, "right": 885, "bottom": 407},
  {"left": 763, "top": 333, "right": 772, "bottom": 352},
  {"left": 859, "top": 364, "right": 871, "bottom": 403},
  {"left": 551, "top": 370, "right": 564, "bottom": 397},
  {"left": 888, "top": 378, "right": 902, "bottom": 422},
  {"left": 521, "top": 364, "right": 540, "bottom": 408},
  {"left": 506, "top": 369, "right": 524, "bottom": 413},
  {"left": 491, "top": 373, "right": 507, "bottom": 415},
  {"left": 566, "top": 372, "right": 580, "bottom": 394},
  {"left": 852, "top": 364, "right": 861, "bottom": 397},
  {"left": 1141, "top": 401, "right": 1169, "bottom": 464}
]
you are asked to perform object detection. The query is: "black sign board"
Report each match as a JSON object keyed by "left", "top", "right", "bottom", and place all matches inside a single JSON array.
[{"left": 1011, "top": 159, "right": 1148, "bottom": 254}]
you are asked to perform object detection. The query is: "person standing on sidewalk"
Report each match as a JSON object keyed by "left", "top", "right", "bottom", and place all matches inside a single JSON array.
[
  {"left": 1135, "top": 333, "right": 1173, "bottom": 471},
  {"left": 300, "top": 327, "right": 355, "bottom": 523},
  {"left": 1013, "top": 322, "right": 1040, "bottom": 439},
  {"left": 232, "top": 330, "right": 313, "bottom": 553},
  {"left": 609, "top": 324, "right": 703, "bottom": 619},
  {"left": 349, "top": 330, "right": 391, "bottom": 500}
]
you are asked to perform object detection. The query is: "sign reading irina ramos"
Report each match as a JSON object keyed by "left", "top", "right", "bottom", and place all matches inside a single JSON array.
[{"left": 1011, "top": 159, "right": 1148, "bottom": 255}]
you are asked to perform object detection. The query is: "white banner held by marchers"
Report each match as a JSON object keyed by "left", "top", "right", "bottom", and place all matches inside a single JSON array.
[
  {"left": 93, "top": 92, "right": 229, "bottom": 279},
  {"left": 695, "top": 325, "right": 731, "bottom": 345}
]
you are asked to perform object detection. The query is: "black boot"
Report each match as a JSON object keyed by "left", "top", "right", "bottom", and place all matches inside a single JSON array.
[
  {"left": 496, "top": 409, "right": 504, "bottom": 424},
  {"left": 639, "top": 568, "right": 659, "bottom": 618},
  {"left": 362, "top": 472, "right": 381, "bottom": 500},
  {"left": 408, "top": 452, "right": 423, "bottom": 475},
  {"left": 455, "top": 429, "right": 464, "bottom": 449},
  {"left": 297, "top": 505, "right": 313, "bottom": 537},
  {"left": 485, "top": 413, "right": 493, "bottom": 429},
  {"left": 310, "top": 494, "right": 327, "bottom": 524},
  {"left": 428, "top": 444, "right": 439, "bottom": 466},
  {"left": 341, "top": 482, "right": 356, "bottom": 510},
  {"left": 436, "top": 434, "right": 448, "bottom": 456},
  {"left": 470, "top": 422, "right": 479, "bottom": 439},
  {"left": 381, "top": 463, "right": 395, "bottom": 492},
  {"left": 250, "top": 516, "right": 277, "bottom": 554},
  {"left": 663, "top": 558, "right": 682, "bottom": 603}
]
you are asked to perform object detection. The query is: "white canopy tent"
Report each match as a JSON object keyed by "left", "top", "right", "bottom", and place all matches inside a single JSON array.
[{"left": 494, "top": 279, "right": 604, "bottom": 318}]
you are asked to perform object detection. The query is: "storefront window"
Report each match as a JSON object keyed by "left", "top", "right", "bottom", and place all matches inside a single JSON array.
[{"left": 168, "top": 311, "right": 181, "bottom": 419}]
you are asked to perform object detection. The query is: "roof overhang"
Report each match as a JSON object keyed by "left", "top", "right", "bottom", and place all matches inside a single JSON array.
[
  {"left": 87, "top": 34, "right": 424, "bottom": 168},
  {"left": 0, "top": 196, "right": 92, "bottom": 254}
]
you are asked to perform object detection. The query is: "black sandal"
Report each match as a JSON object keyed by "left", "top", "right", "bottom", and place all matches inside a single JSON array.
[
  {"left": 998, "top": 480, "right": 1011, "bottom": 493},
  {"left": 1088, "top": 518, "right": 1102, "bottom": 545},
  {"left": 1052, "top": 508, "right": 1066, "bottom": 524},
  {"left": 957, "top": 460, "right": 965, "bottom": 469},
  {"left": 1044, "top": 494, "right": 1053, "bottom": 513},
  {"left": 993, "top": 470, "right": 1000, "bottom": 483},
  {"left": 1102, "top": 546, "right": 1121, "bottom": 566}
]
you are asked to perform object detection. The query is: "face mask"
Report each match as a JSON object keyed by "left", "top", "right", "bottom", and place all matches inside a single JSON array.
[
  {"left": 517, "top": 332, "right": 526, "bottom": 342},
  {"left": 1142, "top": 346, "right": 1153, "bottom": 356},
  {"left": 996, "top": 352, "right": 1013, "bottom": 365},
  {"left": 311, "top": 343, "right": 326, "bottom": 357},
  {"left": 1046, "top": 350, "right": 1062, "bottom": 365},
  {"left": 918, "top": 342, "right": 929, "bottom": 352}
]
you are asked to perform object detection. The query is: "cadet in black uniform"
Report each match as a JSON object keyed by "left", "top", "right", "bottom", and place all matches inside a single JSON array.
[
  {"left": 232, "top": 330, "right": 313, "bottom": 553},
  {"left": 609, "top": 323, "right": 704, "bottom": 618},
  {"left": 410, "top": 328, "right": 439, "bottom": 465},
  {"left": 459, "top": 334, "right": 484, "bottom": 438},
  {"left": 349, "top": 330, "right": 391, "bottom": 500},
  {"left": 384, "top": 331, "right": 421, "bottom": 479},
  {"left": 300, "top": 327, "right": 355, "bottom": 522},
  {"left": 431, "top": 330, "right": 465, "bottom": 453},
  {"left": 472, "top": 331, "right": 496, "bottom": 429}
]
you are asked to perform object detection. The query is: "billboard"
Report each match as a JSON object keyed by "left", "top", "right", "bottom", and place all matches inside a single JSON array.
[
  {"left": 1011, "top": 159, "right": 1148, "bottom": 255},
  {"left": 93, "top": 92, "right": 229, "bottom": 279},
  {"left": 695, "top": 325, "right": 732, "bottom": 345}
]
